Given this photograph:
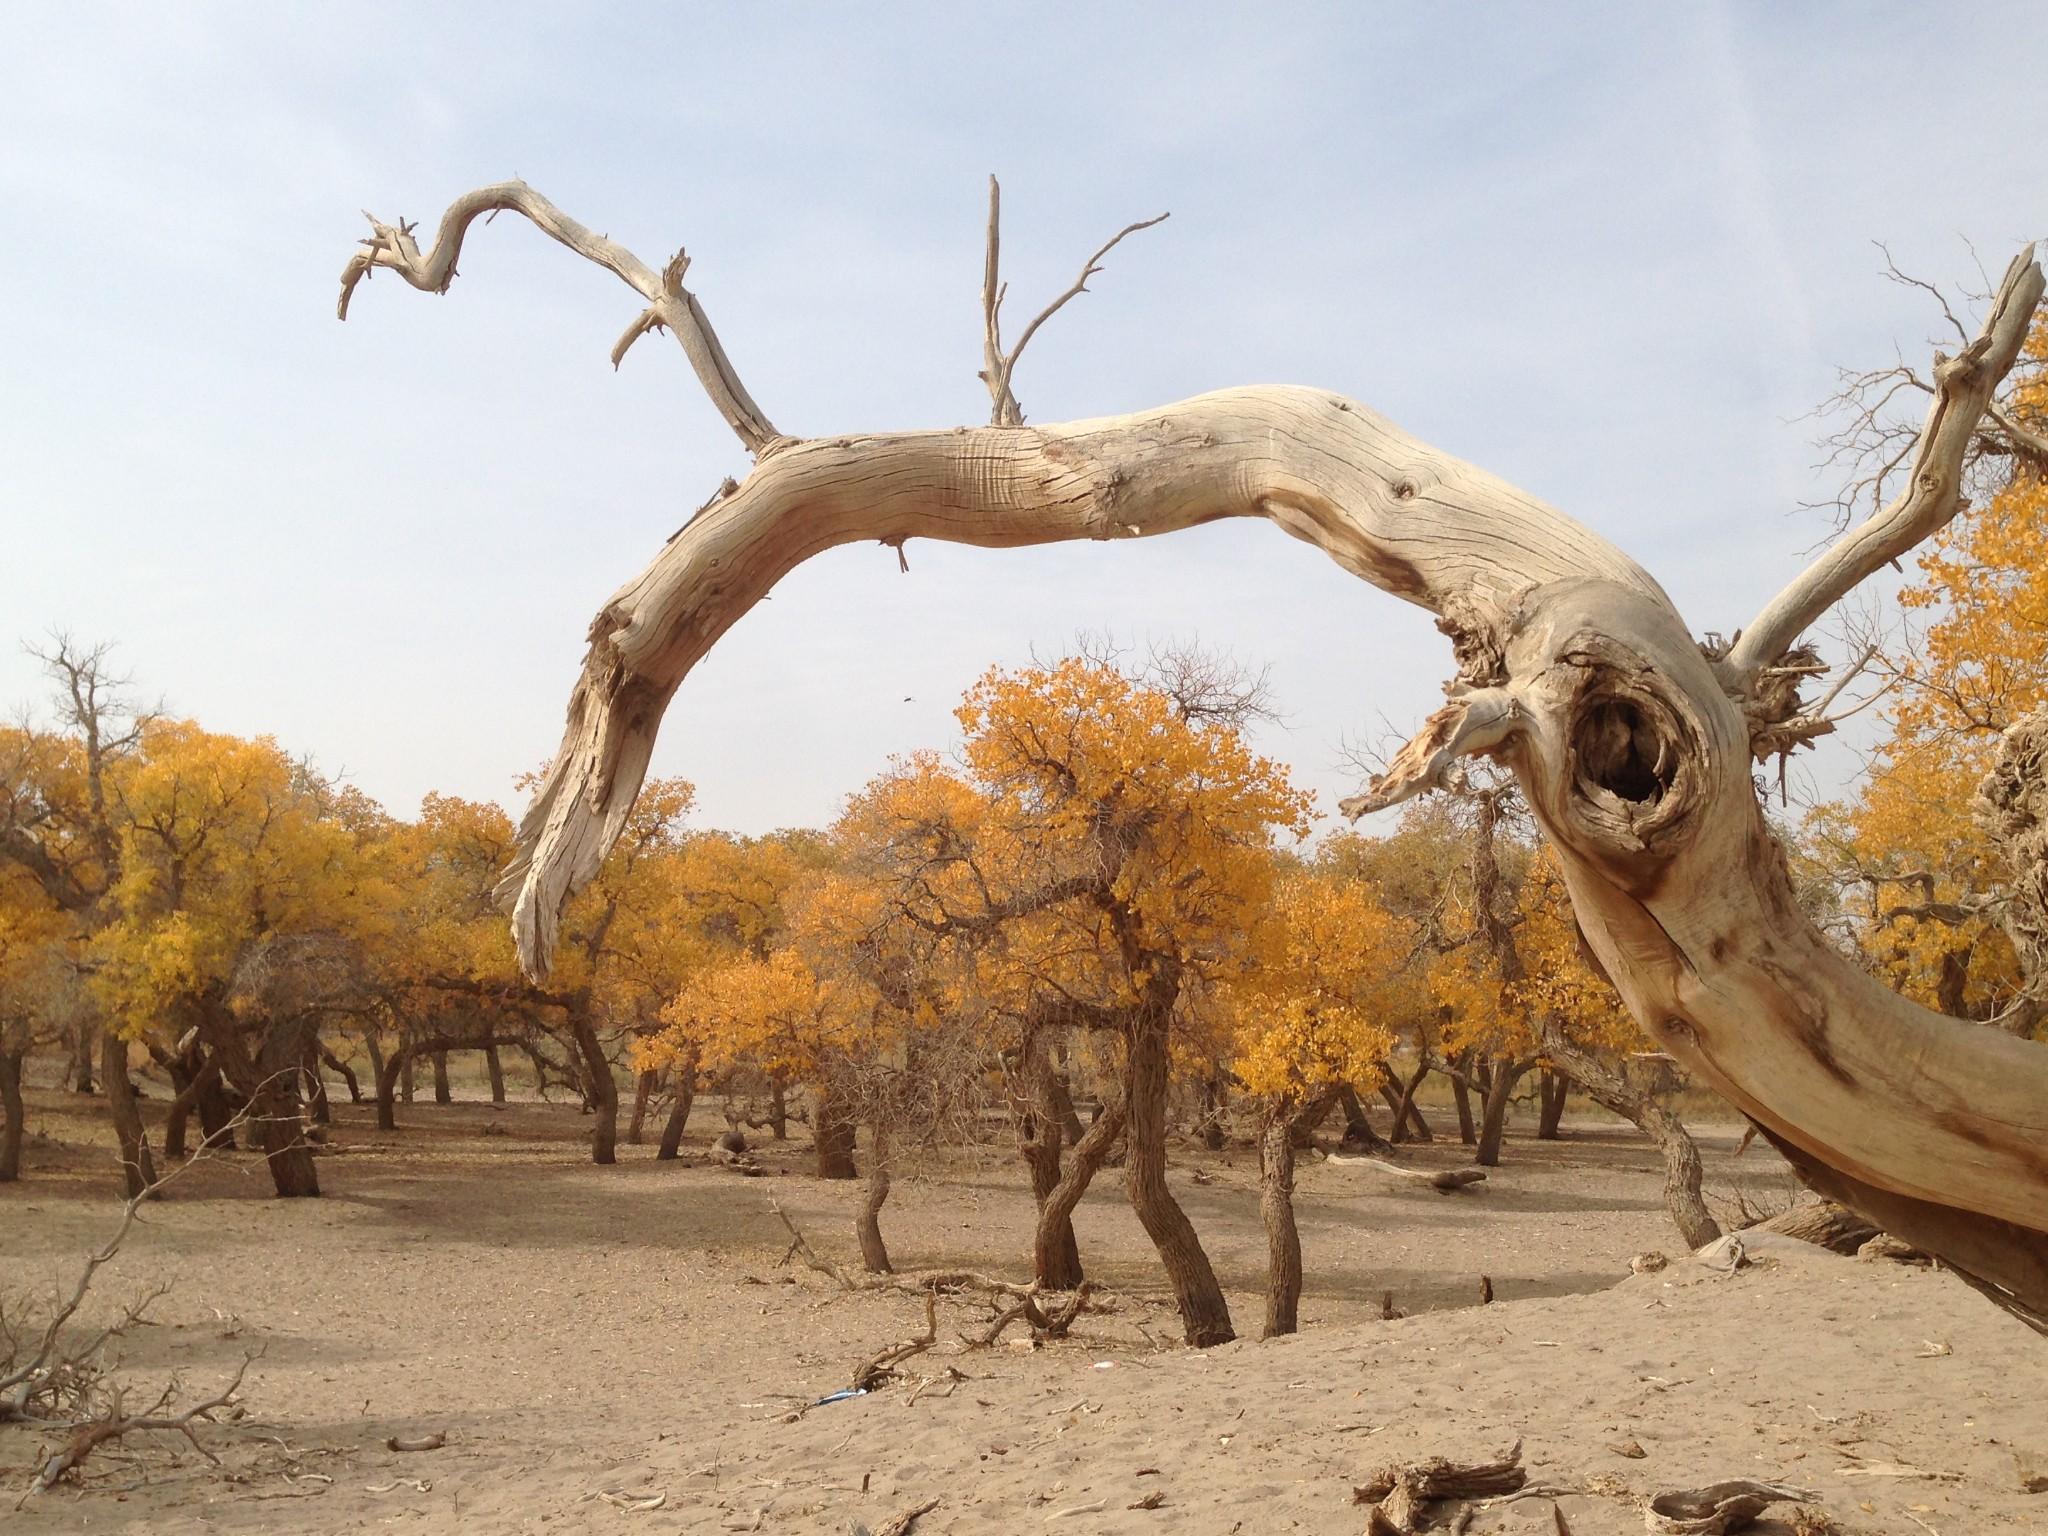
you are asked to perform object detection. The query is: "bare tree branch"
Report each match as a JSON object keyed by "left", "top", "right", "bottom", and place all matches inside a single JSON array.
[
  {"left": 1734, "top": 244, "right": 2044, "bottom": 680},
  {"left": 337, "top": 180, "right": 780, "bottom": 454}
]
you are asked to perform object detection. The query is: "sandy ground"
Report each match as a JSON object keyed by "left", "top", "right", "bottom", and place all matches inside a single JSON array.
[{"left": 2, "top": 1083, "right": 2042, "bottom": 1534}]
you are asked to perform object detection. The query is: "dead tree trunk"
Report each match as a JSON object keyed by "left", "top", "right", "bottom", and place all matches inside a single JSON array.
[
  {"left": 1537, "top": 1069, "right": 1569, "bottom": 1139},
  {"left": 344, "top": 184, "right": 2048, "bottom": 1328},
  {"left": 100, "top": 1032, "right": 155, "bottom": 1198},
  {"left": 0, "top": 1048, "right": 24, "bottom": 1182},
  {"left": 1125, "top": 1020, "right": 1233, "bottom": 1345},
  {"left": 858, "top": 1123, "right": 893, "bottom": 1273}
]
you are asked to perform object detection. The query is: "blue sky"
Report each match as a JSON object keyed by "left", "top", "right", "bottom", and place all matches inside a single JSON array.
[{"left": 4, "top": 3, "right": 2044, "bottom": 836}]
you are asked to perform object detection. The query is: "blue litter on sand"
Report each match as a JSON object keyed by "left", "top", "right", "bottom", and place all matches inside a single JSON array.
[{"left": 813, "top": 1388, "right": 870, "bottom": 1406}]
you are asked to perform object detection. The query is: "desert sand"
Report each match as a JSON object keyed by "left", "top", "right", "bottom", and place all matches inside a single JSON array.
[{"left": 2, "top": 1084, "right": 2042, "bottom": 1534}]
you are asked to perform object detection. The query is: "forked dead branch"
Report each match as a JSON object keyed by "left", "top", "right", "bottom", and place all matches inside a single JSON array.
[{"left": 337, "top": 179, "right": 2048, "bottom": 1329}]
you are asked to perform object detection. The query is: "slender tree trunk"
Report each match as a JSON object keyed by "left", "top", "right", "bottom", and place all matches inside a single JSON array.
[
  {"left": 240, "top": 1019, "right": 321, "bottom": 1198},
  {"left": 305, "top": 1040, "right": 333, "bottom": 1126},
  {"left": 1261, "top": 1105, "right": 1303, "bottom": 1337},
  {"left": 432, "top": 1049, "right": 452, "bottom": 1105},
  {"left": 101, "top": 1032, "right": 156, "bottom": 1198},
  {"left": 627, "top": 1068, "right": 657, "bottom": 1145},
  {"left": 1197, "top": 1072, "right": 1228, "bottom": 1150},
  {"left": 1537, "top": 1069, "right": 1569, "bottom": 1139},
  {"left": 1449, "top": 1064, "right": 1482, "bottom": 1146},
  {"left": 768, "top": 1076, "right": 789, "bottom": 1140},
  {"left": 1050, "top": 1042, "right": 1086, "bottom": 1146},
  {"left": 1034, "top": 1095, "right": 1126, "bottom": 1289},
  {"left": 1379, "top": 1074, "right": 1435, "bottom": 1142},
  {"left": 657, "top": 1045, "right": 699, "bottom": 1160},
  {"left": 364, "top": 1030, "right": 386, "bottom": 1100},
  {"left": 375, "top": 1045, "right": 407, "bottom": 1131},
  {"left": 321, "top": 1044, "right": 363, "bottom": 1104},
  {"left": 163, "top": 1056, "right": 226, "bottom": 1160},
  {"left": 399, "top": 1035, "right": 416, "bottom": 1103},
  {"left": 1391, "top": 1055, "right": 1435, "bottom": 1140},
  {"left": 858, "top": 1122, "right": 893, "bottom": 1273},
  {"left": 70, "top": 1022, "right": 96, "bottom": 1094},
  {"left": 1475, "top": 1059, "right": 1526, "bottom": 1167},
  {"left": 0, "top": 1049, "right": 25, "bottom": 1182},
  {"left": 1020, "top": 1032, "right": 1084, "bottom": 1287},
  {"left": 1124, "top": 1020, "right": 1233, "bottom": 1346},
  {"left": 484, "top": 1038, "right": 507, "bottom": 1104},
  {"left": 568, "top": 1014, "right": 617, "bottom": 1164},
  {"left": 1541, "top": 1033, "right": 1722, "bottom": 1250}
]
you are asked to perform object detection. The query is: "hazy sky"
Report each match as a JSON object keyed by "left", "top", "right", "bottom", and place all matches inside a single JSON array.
[{"left": 5, "top": 4, "right": 2044, "bottom": 838}]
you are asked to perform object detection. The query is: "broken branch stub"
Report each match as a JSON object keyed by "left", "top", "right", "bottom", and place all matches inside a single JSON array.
[{"left": 337, "top": 182, "right": 2048, "bottom": 1328}]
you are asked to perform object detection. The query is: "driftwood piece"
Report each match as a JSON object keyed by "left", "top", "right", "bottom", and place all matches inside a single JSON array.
[
  {"left": 1644, "top": 1480, "right": 1818, "bottom": 1534},
  {"left": 336, "top": 181, "right": 2048, "bottom": 1327},
  {"left": 1330, "top": 1155, "right": 1487, "bottom": 1193},
  {"left": 853, "top": 1291, "right": 938, "bottom": 1392},
  {"left": 1354, "top": 1440, "right": 1526, "bottom": 1534},
  {"left": 857, "top": 1497, "right": 941, "bottom": 1536}
]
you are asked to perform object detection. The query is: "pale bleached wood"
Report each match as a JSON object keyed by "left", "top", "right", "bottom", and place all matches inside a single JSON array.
[
  {"left": 338, "top": 183, "right": 2048, "bottom": 1327},
  {"left": 338, "top": 180, "right": 779, "bottom": 454}
]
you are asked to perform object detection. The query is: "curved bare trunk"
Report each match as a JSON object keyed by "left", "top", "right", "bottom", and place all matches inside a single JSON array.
[
  {"left": 1474, "top": 1060, "right": 1525, "bottom": 1168},
  {"left": 1260, "top": 1094, "right": 1333, "bottom": 1338},
  {"left": 1034, "top": 1093, "right": 1124, "bottom": 1290},
  {"left": 1445, "top": 1064, "right": 1477, "bottom": 1145},
  {"left": 342, "top": 183, "right": 2048, "bottom": 1326},
  {"left": 484, "top": 1038, "right": 507, "bottom": 1105},
  {"left": 1018, "top": 1032, "right": 1084, "bottom": 1288},
  {"left": 375, "top": 1045, "right": 405, "bottom": 1131},
  {"left": 627, "top": 1068, "right": 657, "bottom": 1144},
  {"left": 1125, "top": 1022, "right": 1233, "bottom": 1346},
  {"left": 1336, "top": 1084, "right": 1391, "bottom": 1152},
  {"left": 1537, "top": 1069, "right": 1569, "bottom": 1139}
]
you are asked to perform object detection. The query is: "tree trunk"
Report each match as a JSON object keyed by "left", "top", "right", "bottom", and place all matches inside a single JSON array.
[
  {"left": 657, "top": 1046, "right": 699, "bottom": 1159},
  {"left": 1197, "top": 1072, "right": 1227, "bottom": 1150},
  {"left": 399, "top": 1038, "right": 415, "bottom": 1104},
  {"left": 1034, "top": 1094, "right": 1127, "bottom": 1290},
  {"left": 1050, "top": 1044, "right": 1086, "bottom": 1146},
  {"left": 366, "top": 188, "right": 2048, "bottom": 1329},
  {"left": 321, "top": 1044, "right": 363, "bottom": 1104},
  {"left": 1446, "top": 1064, "right": 1477, "bottom": 1145},
  {"left": 1124, "top": 1021, "right": 1233, "bottom": 1346},
  {"left": 1540, "top": 1032, "right": 1721, "bottom": 1250},
  {"left": 163, "top": 1055, "right": 227, "bottom": 1160},
  {"left": 101, "top": 1032, "right": 156, "bottom": 1198},
  {"left": 1537, "top": 1068, "right": 1569, "bottom": 1140},
  {"left": 1379, "top": 1073, "right": 1435, "bottom": 1142},
  {"left": 1019, "top": 1031, "right": 1084, "bottom": 1287},
  {"left": 305, "top": 1039, "right": 333, "bottom": 1126},
  {"left": 484, "top": 1038, "right": 507, "bottom": 1104},
  {"left": 1260, "top": 1107, "right": 1301, "bottom": 1337},
  {"left": 1390, "top": 1055, "right": 1435, "bottom": 1142},
  {"left": 1474, "top": 1059, "right": 1525, "bottom": 1168},
  {"left": 768, "top": 1076, "right": 789, "bottom": 1140},
  {"left": 568, "top": 1014, "right": 617, "bottom": 1165},
  {"left": 1336, "top": 1084, "right": 1391, "bottom": 1151},
  {"left": 814, "top": 1082, "right": 857, "bottom": 1179},
  {"left": 858, "top": 1123, "right": 893, "bottom": 1273},
  {"left": 375, "top": 1045, "right": 405, "bottom": 1131},
  {"left": 70, "top": 1021, "right": 96, "bottom": 1094},
  {"left": 627, "top": 1068, "right": 657, "bottom": 1145},
  {"left": 432, "top": 1049, "right": 452, "bottom": 1104},
  {"left": 0, "top": 1049, "right": 25, "bottom": 1182},
  {"left": 364, "top": 1030, "right": 386, "bottom": 1100}
]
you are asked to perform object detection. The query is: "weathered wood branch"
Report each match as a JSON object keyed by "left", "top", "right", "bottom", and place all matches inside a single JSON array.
[
  {"left": 337, "top": 180, "right": 779, "bottom": 453},
  {"left": 1729, "top": 246, "right": 2042, "bottom": 681},
  {"left": 340, "top": 183, "right": 2048, "bottom": 1327}
]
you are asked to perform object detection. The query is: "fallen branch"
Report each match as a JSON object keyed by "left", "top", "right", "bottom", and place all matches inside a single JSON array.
[
  {"left": 25, "top": 1353, "right": 254, "bottom": 1498},
  {"left": 1644, "top": 1480, "right": 1818, "bottom": 1534},
  {"left": 1329, "top": 1155, "right": 1487, "bottom": 1193},
  {"left": 769, "top": 1199, "right": 1038, "bottom": 1297},
  {"left": 853, "top": 1291, "right": 937, "bottom": 1392}
]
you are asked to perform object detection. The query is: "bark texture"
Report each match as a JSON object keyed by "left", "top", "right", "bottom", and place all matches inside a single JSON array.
[
  {"left": 338, "top": 185, "right": 2048, "bottom": 1328},
  {"left": 0, "top": 1050, "right": 24, "bottom": 1182}
]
